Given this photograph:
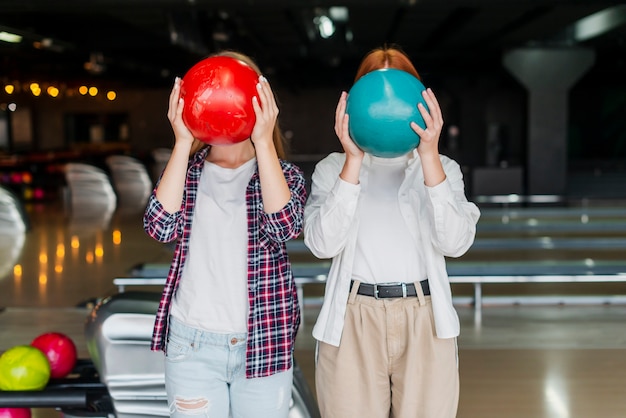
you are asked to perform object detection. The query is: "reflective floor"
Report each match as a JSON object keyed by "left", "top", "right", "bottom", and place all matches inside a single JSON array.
[{"left": 1, "top": 185, "right": 626, "bottom": 418}]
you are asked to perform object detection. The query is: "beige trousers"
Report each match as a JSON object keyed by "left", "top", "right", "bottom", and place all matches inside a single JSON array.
[{"left": 316, "top": 281, "right": 459, "bottom": 418}]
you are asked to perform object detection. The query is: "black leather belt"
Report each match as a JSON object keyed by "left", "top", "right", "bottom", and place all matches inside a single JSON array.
[{"left": 350, "top": 280, "right": 430, "bottom": 299}]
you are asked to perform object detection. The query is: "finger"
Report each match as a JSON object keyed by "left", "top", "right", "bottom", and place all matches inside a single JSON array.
[
  {"left": 258, "top": 76, "right": 275, "bottom": 105},
  {"left": 169, "top": 78, "right": 180, "bottom": 103},
  {"left": 251, "top": 95, "right": 262, "bottom": 118},
  {"left": 261, "top": 82, "right": 279, "bottom": 118},
  {"left": 422, "top": 89, "right": 443, "bottom": 129},
  {"left": 410, "top": 120, "right": 426, "bottom": 137},
  {"left": 256, "top": 77, "right": 277, "bottom": 120},
  {"left": 425, "top": 88, "right": 443, "bottom": 123},
  {"left": 417, "top": 102, "right": 434, "bottom": 130},
  {"left": 168, "top": 78, "right": 181, "bottom": 120},
  {"left": 335, "top": 92, "right": 347, "bottom": 132},
  {"left": 175, "top": 97, "right": 184, "bottom": 119},
  {"left": 255, "top": 80, "right": 267, "bottom": 112},
  {"left": 337, "top": 113, "right": 352, "bottom": 145},
  {"left": 342, "top": 113, "right": 350, "bottom": 139},
  {"left": 168, "top": 90, "right": 177, "bottom": 116},
  {"left": 337, "top": 92, "right": 347, "bottom": 118}
]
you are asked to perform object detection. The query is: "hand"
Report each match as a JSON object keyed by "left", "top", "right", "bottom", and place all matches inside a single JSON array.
[
  {"left": 335, "top": 91, "right": 363, "bottom": 184},
  {"left": 250, "top": 75, "right": 278, "bottom": 148},
  {"left": 410, "top": 88, "right": 444, "bottom": 158},
  {"left": 335, "top": 91, "right": 364, "bottom": 161},
  {"left": 167, "top": 77, "right": 195, "bottom": 147}
]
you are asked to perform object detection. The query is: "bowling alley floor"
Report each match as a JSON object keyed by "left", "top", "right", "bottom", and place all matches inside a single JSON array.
[{"left": 2, "top": 197, "right": 626, "bottom": 418}]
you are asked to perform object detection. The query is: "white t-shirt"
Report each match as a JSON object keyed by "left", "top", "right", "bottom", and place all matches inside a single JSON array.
[
  {"left": 352, "top": 155, "right": 426, "bottom": 284},
  {"left": 171, "top": 158, "right": 256, "bottom": 333}
]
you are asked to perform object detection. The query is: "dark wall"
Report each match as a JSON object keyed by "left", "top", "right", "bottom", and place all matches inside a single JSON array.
[
  {"left": 1, "top": 67, "right": 528, "bottom": 167},
  {"left": 8, "top": 89, "right": 175, "bottom": 153},
  {"left": 2, "top": 60, "right": 624, "bottom": 198}
]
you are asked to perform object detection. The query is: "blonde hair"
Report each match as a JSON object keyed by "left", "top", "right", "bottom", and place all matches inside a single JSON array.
[{"left": 187, "top": 50, "right": 288, "bottom": 159}]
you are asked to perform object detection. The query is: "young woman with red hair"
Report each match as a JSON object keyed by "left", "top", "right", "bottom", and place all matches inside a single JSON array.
[{"left": 304, "top": 45, "right": 480, "bottom": 417}]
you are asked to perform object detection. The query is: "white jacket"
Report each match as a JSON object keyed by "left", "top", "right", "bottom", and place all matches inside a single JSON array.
[{"left": 303, "top": 151, "right": 480, "bottom": 346}]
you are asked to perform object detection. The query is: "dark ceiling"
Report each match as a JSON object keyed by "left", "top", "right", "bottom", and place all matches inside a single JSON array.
[{"left": 1, "top": 0, "right": 625, "bottom": 90}]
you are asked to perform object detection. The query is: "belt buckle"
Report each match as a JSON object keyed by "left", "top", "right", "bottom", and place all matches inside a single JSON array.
[{"left": 376, "top": 282, "right": 407, "bottom": 298}]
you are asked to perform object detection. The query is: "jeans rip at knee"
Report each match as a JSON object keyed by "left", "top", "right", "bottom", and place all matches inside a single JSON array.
[{"left": 169, "top": 395, "right": 210, "bottom": 416}]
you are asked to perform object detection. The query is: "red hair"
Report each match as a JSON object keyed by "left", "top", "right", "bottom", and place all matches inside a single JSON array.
[{"left": 354, "top": 45, "right": 421, "bottom": 82}]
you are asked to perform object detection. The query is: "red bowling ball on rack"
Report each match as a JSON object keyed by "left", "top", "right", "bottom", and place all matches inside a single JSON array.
[
  {"left": 180, "top": 56, "right": 260, "bottom": 146},
  {"left": 0, "top": 408, "right": 32, "bottom": 418},
  {"left": 30, "top": 332, "right": 78, "bottom": 379}
]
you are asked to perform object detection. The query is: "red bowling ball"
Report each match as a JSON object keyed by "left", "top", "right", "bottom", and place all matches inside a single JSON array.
[
  {"left": 0, "top": 408, "right": 32, "bottom": 418},
  {"left": 181, "top": 56, "right": 260, "bottom": 145},
  {"left": 30, "top": 332, "right": 78, "bottom": 379}
]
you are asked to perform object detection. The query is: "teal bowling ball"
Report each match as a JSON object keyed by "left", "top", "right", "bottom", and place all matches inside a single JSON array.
[{"left": 346, "top": 68, "right": 428, "bottom": 158}]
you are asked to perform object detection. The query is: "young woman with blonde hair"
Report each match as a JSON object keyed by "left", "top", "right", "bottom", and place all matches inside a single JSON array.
[{"left": 144, "top": 50, "right": 307, "bottom": 418}]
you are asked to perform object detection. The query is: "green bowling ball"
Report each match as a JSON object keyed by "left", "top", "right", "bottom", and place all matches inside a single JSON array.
[{"left": 0, "top": 345, "right": 51, "bottom": 391}]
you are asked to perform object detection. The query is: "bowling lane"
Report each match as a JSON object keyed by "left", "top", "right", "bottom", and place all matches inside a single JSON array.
[
  {"left": 1, "top": 174, "right": 626, "bottom": 418},
  {"left": 477, "top": 206, "right": 626, "bottom": 237},
  {"left": 0, "top": 200, "right": 172, "bottom": 309}
]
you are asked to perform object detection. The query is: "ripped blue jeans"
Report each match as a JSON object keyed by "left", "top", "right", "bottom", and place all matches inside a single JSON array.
[{"left": 165, "top": 316, "right": 293, "bottom": 418}]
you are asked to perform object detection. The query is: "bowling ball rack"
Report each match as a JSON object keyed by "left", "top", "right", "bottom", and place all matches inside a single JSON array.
[
  {"left": 0, "top": 358, "right": 112, "bottom": 415},
  {"left": 0, "top": 289, "right": 320, "bottom": 418}
]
